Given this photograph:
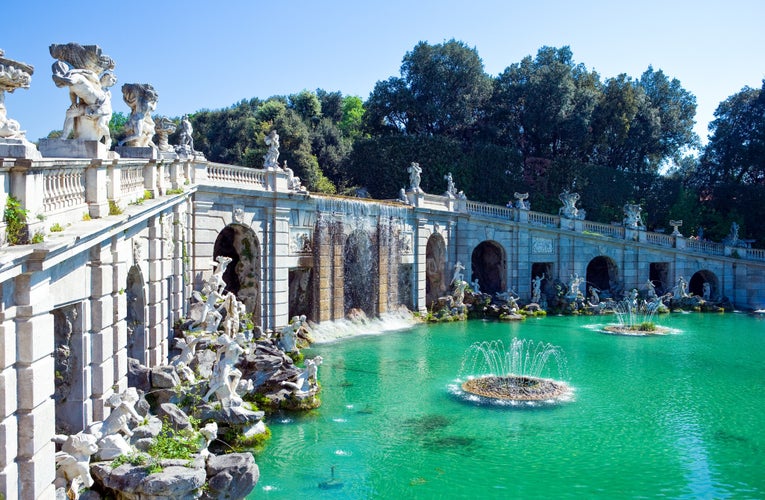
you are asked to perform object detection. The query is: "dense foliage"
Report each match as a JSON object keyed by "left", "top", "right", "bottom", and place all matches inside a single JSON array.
[{"left": 130, "top": 42, "right": 763, "bottom": 247}]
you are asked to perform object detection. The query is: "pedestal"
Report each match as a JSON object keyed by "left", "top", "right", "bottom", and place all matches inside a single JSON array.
[{"left": 39, "top": 139, "right": 119, "bottom": 160}]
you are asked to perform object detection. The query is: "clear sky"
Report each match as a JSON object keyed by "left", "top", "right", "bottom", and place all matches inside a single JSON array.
[{"left": 3, "top": 0, "right": 764, "bottom": 146}]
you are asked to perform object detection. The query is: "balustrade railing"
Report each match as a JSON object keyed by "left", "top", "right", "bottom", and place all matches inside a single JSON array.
[
  {"left": 686, "top": 238, "right": 725, "bottom": 255},
  {"left": 582, "top": 220, "right": 625, "bottom": 239},
  {"left": 527, "top": 211, "right": 559, "bottom": 227},
  {"left": 206, "top": 162, "right": 266, "bottom": 188},
  {"left": 465, "top": 200, "right": 513, "bottom": 219},
  {"left": 43, "top": 166, "right": 87, "bottom": 213},
  {"left": 645, "top": 231, "right": 675, "bottom": 247},
  {"left": 747, "top": 248, "right": 765, "bottom": 261},
  {"left": 119, "top": 164, "right": 145, "bottom": 201}
]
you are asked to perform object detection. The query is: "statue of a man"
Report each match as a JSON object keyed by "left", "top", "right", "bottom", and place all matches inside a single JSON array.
[
  {"left": 118, "top": 83, "right": 158, "bottom": 148},
  {"left": 263, "top": 129, "right": 280, "bottom": 169},
  {"left": 408, "top": 162, "right": 422, "bottom": 193}
]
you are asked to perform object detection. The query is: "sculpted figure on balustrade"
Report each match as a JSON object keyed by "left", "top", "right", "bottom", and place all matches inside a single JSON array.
[
  {"left": 0, "top": 49, "right": 40, "bottom": 158},
  {"left": 50, "top": 43, "right": 117, "bottom": 148},
  {"left": 119, "top": 83, "right": 158, "bottom": 148}
]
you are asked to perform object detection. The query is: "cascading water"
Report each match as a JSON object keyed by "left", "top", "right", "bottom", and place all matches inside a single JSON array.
[
  {"left": 344, "top": 229, "right": 378, "bottom": 317},
  {"left": 452, "top": 338, "right": 573, "bottom": 405}
]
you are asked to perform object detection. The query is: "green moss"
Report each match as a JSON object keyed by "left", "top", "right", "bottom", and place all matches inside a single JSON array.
[{"left": 4, "top": 195, "right": 28, "bottom": 245}]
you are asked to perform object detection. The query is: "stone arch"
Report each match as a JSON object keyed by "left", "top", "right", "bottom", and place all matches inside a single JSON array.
[
  {"left": 690, "top": 270, "right": 720, "bottom": 300},
  {"left": 344, "top": 229, "right": 378, "bottom": 317},
  {"left": 586, "top": 256, "right": 620, "bottom": 296},
  {"left": 470, "top": 241, "right": 506, "bottom": 296},
  {"left": 426, "top": 233, "right": 447, "bottom": 308},
  {"left": 213, "top": 224, "right": 261, "bottom": 325},
  {"left": 126, "top": 265, "right": 147, "bottom": 364}
]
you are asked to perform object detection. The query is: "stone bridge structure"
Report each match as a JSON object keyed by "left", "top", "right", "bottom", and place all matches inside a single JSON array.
[{"left": 1, "top": 154, "right": 765, "bottom": 497}]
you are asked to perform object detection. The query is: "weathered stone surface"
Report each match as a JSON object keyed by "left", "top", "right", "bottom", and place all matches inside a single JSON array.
[
  {"left": 128, "top": 358, "right": 151, "bottom": 393},
  {"left": 151, "top": 366, "right": 180, "bottom": 389},
  {"left": 157, "top": 403, "right": 192, "bottom": 432},
  {"left": 130, "top": 415, "right": 162, "bottom": 442},
  {"left": 203, "top": 453, "right": 259, "bottom": 500},
  {"left": 92, "top": 462, "right": 206, "bottom": 500},
  {"left": 191, "top": 349, "right": 216, "bottom": 379}
]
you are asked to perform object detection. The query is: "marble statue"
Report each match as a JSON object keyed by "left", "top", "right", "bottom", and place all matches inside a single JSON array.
[
  {"left": 198, "top": 422, "right": 218, "bottom": 458},
  {"left": 702, "top": 282, "right": 711, "bottom": 301},
  {"left": 453, "top": 280, "right": 468, "bottom": 307},
  {"left": 0, "top": 49, "right": 34, "bottom": 139},
  {"left": 118, "top": 83, "right": 158, "bottom": 147},
  {"left": 190, "top": 286, "right": 225, "bottom": 333},
  {"left": 221, "top": 292, "right": 242, "bottom": 338},
  {"left": 90, "top": 388, "right": 142, "bottom": 439},
  {"left": 514, "top": 192, "right": 531, "bottom": 210},
  {"left": 670, "top": 219, "right": 683, "bottom": 237},
  {"left": 203, "top": 334, "right": 245, "bottom": 405},
  {"left": 444, "top": 172, "right": 457, "bottom": 198},
  {"left": 50, "top": 43, "right": 116, "bottom": 147},
  {"left": 408, "top": 162, "right": 422, "bottom": 193},
  {"left": 53, "top": 432, "right": 99, "bottom": 492},
  {"left": 567, "top": 273, "right": 584, "bottom": 298},
  {"left": 284, "top": 160, "right": 307, "bottom": 192},
  {"left": 645, "top": 279, "right": 658, "bottom": 300},
  {"left": 623, "top": 203, "right": 645, "bottom": 229},
  {"left": 588, "top": 286, "right": 600, "bottom": 306},
  {"left": 281, "top": 356, "right": 323, "bottom": 395},
  {"left": 172, "top": 336, "right": 200, "bottom": 368},
  {"left": 263, "top": 129, "right": 280, "bottom": 170},
  {"left": 724, "top": 222, "right": 740, "bottom": 247},
  {"left": 673, "top": 276, "right": 689, "bottom": 299},
  {"left": 531, "top": 274, "right": 545, "bottom": 304},
  {"left": 209, "top": 255, "right": 232, "bottom": 294},
  {"left": 450, "top": 261, "right": 465, "bottom": 286},
  {"left": 470, "top": 278, "right": 480, "bottom": 294},
  {"left": 154, "top": 116, "right": 176, "bottom": 152},
  {"left": 398, "top": 188, "right": 410, "bottom": 204},
  {"left": 278, "top": 315, "right": 306, "bottom": 353},
  {"left": 559, "top": 189, "right": 585, "bottom": 220},
  {"left": 175, "top": 114, "right": 195, "bottom": 154}
]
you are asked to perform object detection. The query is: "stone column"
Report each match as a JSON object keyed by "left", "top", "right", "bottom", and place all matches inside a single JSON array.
[
  {"left": 414, "top": 217, "right": 428, "bottom": 313},
  {"left": 0, "top": 280, "right": 19, "bottom": 496},
  {"left": 111, "top": 236, "right": 130, "bottom": 392},
  {"left": 314, "top": 212, "right": 333, "bottom": 323},
  {"left": 85, "top": 160, "right": 110, "bottom": 218},
  {"left": 331, "top": 215, "right": 345, "bottom": 320},
  {"left": 264, "top": 206, "right": 291, "bottom": 331},
  {"left": 15, "top": 271, "right": 57, "bottom": 499},
  {"left": 88, "top": 242, "right": 116, "bottom": 421},
  {"left": 377, "top": 218, "right": 390, "bottom": 315},
  {"left": 145, "top": 215, "right": 168, "bottom": 366}
]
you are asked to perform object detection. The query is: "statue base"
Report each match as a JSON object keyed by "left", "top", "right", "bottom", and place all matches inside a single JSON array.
[
  {"left": 158, "top": 150, "right": 179, "bottom": 160},
  {"left": 115, "top": 146, "right": 157, "bottom": 159},
  {"left": 39, "top": 139, "right": 119, "bottom": 160},
  {"left": 0, "top": 138, "right": 42, "bottom": 159}
]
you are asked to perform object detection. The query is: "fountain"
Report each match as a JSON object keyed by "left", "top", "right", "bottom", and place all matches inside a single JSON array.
[
  {"left": 455, "top": 338, "right": 572, "bottom": 404},
  {"left": 602, "top": 290, "right": 670, "bottom": 335}
]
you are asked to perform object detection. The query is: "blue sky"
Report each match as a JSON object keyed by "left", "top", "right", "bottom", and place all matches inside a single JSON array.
[{"left": 4, "top": 0, "right": 764, "bottom": 146}]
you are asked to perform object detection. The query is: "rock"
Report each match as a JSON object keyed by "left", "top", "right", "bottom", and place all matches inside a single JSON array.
[
  {"left": 191, "top": 349, "right": 217, "bottom": 379},
  {"left": 92, "top": 462, "right": 206, "bottom": 500},
  {"left": 94, "top": 434, "right": 133, "bottom": 461},
  {"left": 157, "top": 403, "right": 193, "bottom": 432},
  {"left": 151, "top": 366, "right": 181, "bottom": 389},
  {"left": 128, "top": 358, "right": 152, "bottom": 393},
  {"left": 203, "top": 453, "right": 259, "bottom": 500},
  {"left": 131, "top": 415, "right": 162, "bottom": 442}
]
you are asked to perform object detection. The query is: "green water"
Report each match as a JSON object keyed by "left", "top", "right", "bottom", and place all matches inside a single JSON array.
[{"left": 251, "top": 313, "right": 765, "bottom": 499}]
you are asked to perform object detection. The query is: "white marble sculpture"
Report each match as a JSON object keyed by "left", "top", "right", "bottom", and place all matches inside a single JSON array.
[
  {"left": 398, "top": 188, "right": 410, "bottom": 204},
  {"left": 263, "top": 129, "right": 280, "bottom": 170},
  {"left": 172, "top": 336, "right": 200, "bottom": 367},
  {"left": 0, "top": 49, "right": 34, "bottom": 140},
  {"left": 198, "top": 422, "right": 218, "bottom": 458},
  {"left": 702, "top": 282, "right": 711, "bottom": 301},
  {"left": 514, "top": 192, "right": 531, "bottom": 210},
  {"left": 119, "top": 83, "right": 158, "bottom": 147},
  {"left": 673, "top": 276, "right": 689, "bottom": 299},
  {"left": 154, "top": 116, "right": 176, "bottom": 152},
  {"left": 588, "top": 286, "right": 600, "bottom": 306},
  {"left": 53, "top": 432, "right": 99, "bottom": 492},
  {"left": 444, "top": 172, "right": 457, "bottom": 198},
  {"left": 175, "top": 114, "right": 195, "bottom": 155},
  {"left": 190, "top": 286, "right": 225, "bottom": 333},
  {"left": 559, "top": 189, "right": 585, "bottom": 220},
  {"left": 278, "top": 315, "right": 306, "bottom": 353},
  {"left": 203, "top": 334, "right": 246, "bottom": 406},
  {"left": 450, "top": 261, "right": 465, "bottom": 286},
  {"left": 453, "top": 280, "right": 468, "bottom": 307},
  {"left": 221, "top": 292, "right": 243, "bottom": 338},
  {"left": 645, "top": 279, "right": 658, "bottom": 299},
  {"left": 724, "top": 222, "right": 740, "bottom": 247},
  {"left": 567, "top": 273, "right": 584, "bottom": 298},
  {"left": 531, "top": 274, "right": 545, "bottom": 304},
  {"left": 284, "top": 161, "right": 307, "bottom": 192},
  {"left": 50, "top": 43, "right": 116, "bottom": 147},
  {"left": 670, "top": 219, "right": 683, "bottom": 237},
  {"left": 408, "top": 162, "right": 423, "bottom": 193},
  {"left": 90, "top": 387, "right": 142, "bottom": 440},
  {"left": 281, "top": 356, "right": 323, "bottom": 395},
  {"left": 209, "top": 255, "right": 232, "bottom": 294},
  {"left": 470, "top": 278, "right": 480, "bottom": 294},
  {"left": 623, "top": 203, "right": 645, "bottom": 230}
]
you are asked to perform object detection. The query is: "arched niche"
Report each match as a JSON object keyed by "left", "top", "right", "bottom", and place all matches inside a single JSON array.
[
  {"left": 689, "top": 270, "right": 720, "bottom": 300},
  {"left": 470, "top": 241, "right": 507, "bottom": 296},
  {"left": 586, "top": 256, "right": 620, "bottom": 296},
  {"left": 344, "top": 229, "right": 378, "bottom": 317},
  {"left": 126, "top": 264, "right": 147, "bottom": 364},
  {"left": 213, "top": 224, "right": 262, "bottom": 325},
  {"left": 426, "top": 233, "right": 447, "bottom": 308}
]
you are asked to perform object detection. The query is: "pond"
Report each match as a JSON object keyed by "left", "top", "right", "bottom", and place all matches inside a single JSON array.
[{"left": 251, "top": 313, "right": 765, "bottom": 498}]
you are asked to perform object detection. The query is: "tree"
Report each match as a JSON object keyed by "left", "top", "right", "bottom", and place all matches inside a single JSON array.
[
  {"left": 289, "top": 90, "right": 322, "bottom": 126},
  {"left": 698, "top": 81, "right": 765, "bottom": 186},
  {"left": 364, "top": 40, "right": 492, "bottom": 140}
]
